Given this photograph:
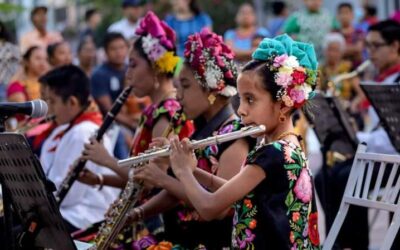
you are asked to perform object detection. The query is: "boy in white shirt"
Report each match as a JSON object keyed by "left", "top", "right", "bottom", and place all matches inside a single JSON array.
[{"left": 39, "top": 65, "right": 120, "bottom": 232}]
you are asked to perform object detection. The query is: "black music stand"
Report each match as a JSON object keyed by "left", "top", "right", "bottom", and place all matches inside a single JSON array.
[
  {"left": 0, "top": 133, "right": 77, "bottom": 250},
  {"left": 360, "top": 82, "right": 400, "bottom": 153},
  {"left": 304, "top": 92, "right": 359, "bottom": 233}
]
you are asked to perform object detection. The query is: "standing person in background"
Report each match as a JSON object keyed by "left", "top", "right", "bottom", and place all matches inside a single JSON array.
[
  {"left": 356, "top": 5, "right": 378, "bottom": 33},
  {"left": 7, "top": 46, "right": 49, "bottom": 103},
  {"left": 165, "top": 0, "right": 212, "bottom": 57},
  {"left": 336, "top": 3, "right": 365, "bottom": 67},
  {"left": 77, "top": 38, "right": 98, "bottom": 77},
  {"left": 224, "top": 2, "right": 270, "bottom": 64},
  {"left": 108, "top": 0, "right": 146, "bottom": 41},
  {"left": 20, "top": 6, "right": 62, "bottom": 54},
  {"left": 47, "top": 41, "right": 73, "bottom": 68},
  {"left": 91, "top": 32, "right": 132, "bottom": 159},
  {"left": 79, "top": 8, "right": 102, "bottom": 43},
  {"left": 267, "top": 1, "right": 288, "bottom": 37},
  {"left": 0, "top": 21, "right": 20, "bottom": 101},
  {"left": 283, "top": 0, "right": 338, "bottom": 59}
]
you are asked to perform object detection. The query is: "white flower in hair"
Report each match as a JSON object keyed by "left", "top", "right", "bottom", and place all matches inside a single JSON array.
[
  {"left": 205, "top": 65, "right": 223, "bottom": 89},
  {"left": 142, "top": 34, "right": 159, "bottom": 55},
  {"left": 283, "top": 55, "right": 300, "bottom": 68}
]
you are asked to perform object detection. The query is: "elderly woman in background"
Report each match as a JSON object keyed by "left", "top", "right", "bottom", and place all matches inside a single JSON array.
[{"left": 318, "top": 33, "right": 365, "bottom": 116}]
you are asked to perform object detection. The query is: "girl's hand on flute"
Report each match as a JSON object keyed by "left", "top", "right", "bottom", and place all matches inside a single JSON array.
[
  {"left": 133, "top": 161, "right": 168, "bottom": 188},
  {"left": 149, "top": 137, "right": 170, "bottom": 168},
  {"left": 169, "top": 136, "right": 197, "bottom": 178},
  {"left": 82, "top": 137, "right": 115, "bottom": 168}
]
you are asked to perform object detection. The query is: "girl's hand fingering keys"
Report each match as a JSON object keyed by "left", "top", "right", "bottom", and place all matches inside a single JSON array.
[{"left": 169, "top": 136, "right": 197, "bottom": 178}]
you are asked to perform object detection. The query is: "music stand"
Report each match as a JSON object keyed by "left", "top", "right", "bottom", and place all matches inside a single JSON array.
[
  {"left": 0, "top": 133, "right": 77, "bottom": 250},
  {"left": 304, "top": 92, "right": 359, "bottom": 233},
  {"left": 360, "top": 82, "right": 400, "bottom": 153}
]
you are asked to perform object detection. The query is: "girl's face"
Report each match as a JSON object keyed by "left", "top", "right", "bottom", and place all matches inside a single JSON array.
[
  {"left": 26, "top": 48, "right": 49, "bottom": 77},
  {"left": 175, "top": 65, "right": 210, "bottom": 120},
  {"left": 79, "top": 41, "right": 97, "bottom": 66},
  {"left": 236, "top": 4, "right": 256, "bottom": 27},
  {"left": 126, "top": 47, "right": 157, "bottom": 98},
  {"left": 237, "top": 72, "right": 281, "bottom": 136},
  {"left": 52, "top": 42, "right": 73, "bottom": 67}
]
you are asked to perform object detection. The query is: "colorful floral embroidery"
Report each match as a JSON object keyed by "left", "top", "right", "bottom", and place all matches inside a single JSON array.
[
  {"left": 132, "top": 99, "right": 193, "bottom": 156},
  {"left": 281, "top": 140, "right": 320, "bottom": 249},
  {"left": 232, "top": 194, "right": 257, "bottom": 249},
  {"left": 232, "top": 140, "right": 320, "bottom": 250}
]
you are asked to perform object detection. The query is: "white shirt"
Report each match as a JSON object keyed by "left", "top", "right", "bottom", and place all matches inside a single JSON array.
[
  {"left": 108, "top": 18, "right": 139, "bottom": 40},
  {"left": 356, "top": 71, "right": 400, "bottom": 154},
  {"left": 40, "top": 120, "right": 120, "bottom": 229}
]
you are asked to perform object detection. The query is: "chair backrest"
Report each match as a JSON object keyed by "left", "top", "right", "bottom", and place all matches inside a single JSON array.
[{"left": 344, "top": 143, "right": 400, "bottom": 212}]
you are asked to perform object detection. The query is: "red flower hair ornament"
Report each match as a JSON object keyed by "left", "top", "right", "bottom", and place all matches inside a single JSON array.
[{"left": 184, "top": 28, "right": 237, "bottom": 97}]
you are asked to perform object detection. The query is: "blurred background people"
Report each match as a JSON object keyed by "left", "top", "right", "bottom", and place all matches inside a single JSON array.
[
  {"left": 76, "top": 38, "right": 97, "bottom": 77},
  {"left": 165, "top": 0, "right": 212, "bottom": 56},
  {"left": 283, "top": 0, "right": 338, "bottom": 59},
  {"left": 267, "top": 1, "right": 288, "bottom": 37},
  {"left": 336, "top": 2, "right": 365, "bottom": 67},
  {"left": 79, "top": 8, "right": 102, "bottom": 43},
  {"left": 224, "top": 2, "right": 270, "bottom": 64},
  {"left": 0, "top": 21, "right": 20, "bottom": 101},
  {"left": 47, "top": 41, "right": 73, "bottom": 68},
  {"left": 108, "top": 0, "right": 145, "bottom": 40},
  {"left": 19, "top": 6, "right": 63, "bottom": 54},
  {"left": 7, "top": 46, "right": 49, "bottom": 103}
]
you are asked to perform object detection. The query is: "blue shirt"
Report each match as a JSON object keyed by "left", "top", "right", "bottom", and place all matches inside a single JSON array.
[
  {"left": 165, "top": 13, "right": 212, "bottom": 57},
  {"left": 224, "top": 27, "right": 270, "bottom": 51},
  {"left": 90, "top": 63, "right": 127, "bottom": 102}
]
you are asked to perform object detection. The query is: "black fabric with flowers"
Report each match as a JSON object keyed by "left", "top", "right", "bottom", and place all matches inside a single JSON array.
[
  {"left": 163, "top": 119, "right": 256, "bottom": 249},
  {"left": 232, "top": 140, "right": 320, "bottom": 250}
]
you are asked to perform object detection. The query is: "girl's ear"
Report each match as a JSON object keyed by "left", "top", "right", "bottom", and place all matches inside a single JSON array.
[{"left": 280, "top": 103, "right": 292, "bottom": 116}]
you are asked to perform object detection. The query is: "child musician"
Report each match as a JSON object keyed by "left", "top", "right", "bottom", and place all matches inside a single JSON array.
[
  {"left": 169, "top": 34, "right": 321, "bottom": 249},
  {"left": 39, "top": 65, "right": 120, "bottom": 232}
]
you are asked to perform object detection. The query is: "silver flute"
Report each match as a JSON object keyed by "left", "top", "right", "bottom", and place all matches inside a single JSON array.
[{"left": 118, "top": 125, "right": 266, "bottom": 168}]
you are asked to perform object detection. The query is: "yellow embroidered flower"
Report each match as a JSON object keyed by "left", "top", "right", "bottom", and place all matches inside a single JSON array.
[{"left": 155, "top": 51, "right": 180, "bottom": 73}]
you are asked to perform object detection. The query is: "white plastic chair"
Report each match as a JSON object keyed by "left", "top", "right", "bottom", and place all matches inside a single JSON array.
[{"left": 323, "top": 143, "right": 400, "bottom": 250}]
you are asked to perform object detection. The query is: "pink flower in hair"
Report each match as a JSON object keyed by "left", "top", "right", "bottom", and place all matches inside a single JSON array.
[
  {"left": 273, "top": 54, "right": 288, "bottom": 67},
  {"left": 148, "top": 44, "right": 167, "bottom": 61},
  {"left": 276, "top": 72, "right": 293, "bottom": 87},
  {"left": 135, "top": 11, "right": 176, "bottom": 50},
  {"left": 288, "top": 87, "right": 306, "bottom": 104}
]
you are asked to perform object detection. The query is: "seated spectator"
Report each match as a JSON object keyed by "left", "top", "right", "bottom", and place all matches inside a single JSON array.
[{"left": 77, "top": 38, "right": 97, "bottom": 77}]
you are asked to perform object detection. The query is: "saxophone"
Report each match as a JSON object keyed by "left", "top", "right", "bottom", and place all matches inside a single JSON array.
[{"left": 90, "top": 125, "right": 266, "bottom": 249}]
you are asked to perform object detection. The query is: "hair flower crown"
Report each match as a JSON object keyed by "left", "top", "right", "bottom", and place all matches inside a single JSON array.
[
  {"left": 135, "top": 11, "right": 180, "bottom": 74},
  {"left": 253, "top": 34, "right": 318, "bottom": 108},
  {"left": 184, "top": 28, "right": 238, "bottom": 97}
]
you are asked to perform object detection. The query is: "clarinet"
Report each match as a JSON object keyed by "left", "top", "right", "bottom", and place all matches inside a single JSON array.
[
  {"left": 55, "top": 86, "right": 133, "bottom": 204},
  {"left": 90, "top": 125, "right": 265, "bottom": 249}
]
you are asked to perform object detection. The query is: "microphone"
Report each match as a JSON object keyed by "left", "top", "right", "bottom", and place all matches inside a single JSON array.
[{"left": 0, "top": 99, "right": 48, "bottom": 118}]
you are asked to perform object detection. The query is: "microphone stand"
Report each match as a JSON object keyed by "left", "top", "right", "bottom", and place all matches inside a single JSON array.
[{"left": 0, "top": 115, "right": 16, "bottom": 250}]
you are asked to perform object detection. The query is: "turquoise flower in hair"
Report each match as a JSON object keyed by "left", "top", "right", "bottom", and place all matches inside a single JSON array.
[
  {"left": 252, "top": 34, "right": 318, "bottom": 70},
  {"left": 252, "top": 34, "right": 319, "bottom": 108}
]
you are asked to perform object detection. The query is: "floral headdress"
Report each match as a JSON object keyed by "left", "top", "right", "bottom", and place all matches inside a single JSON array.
[
  {"left": 135, "top": 11, "right": 180, "bottom": 74},
  {"left": 252, "top": 34, "right": 318, "bottom": 108},
  {"left": 184, "top": 28, "right": 238, "bottom": 97}
]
